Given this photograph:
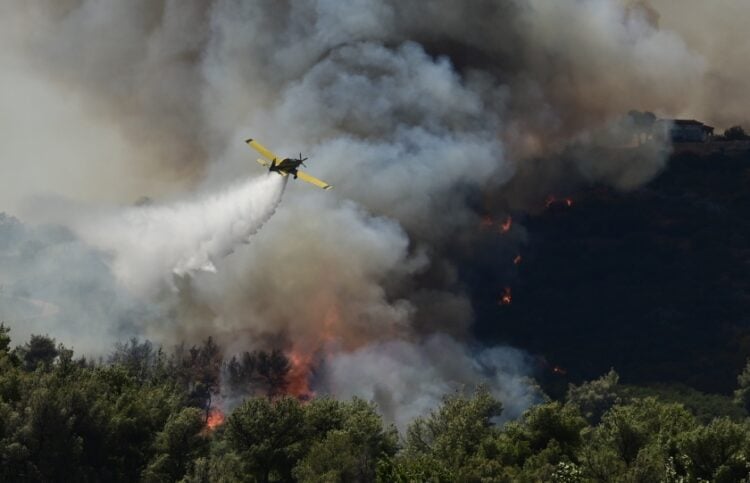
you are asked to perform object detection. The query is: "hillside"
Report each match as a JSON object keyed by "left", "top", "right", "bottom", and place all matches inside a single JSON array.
[{"left": 476, "top": 146, "right": 750, "bottom": 394}]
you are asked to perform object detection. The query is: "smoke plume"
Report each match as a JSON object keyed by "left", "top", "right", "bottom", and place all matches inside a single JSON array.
[
  {"left": 1, "top": 0, "right": 745, "bottom": 424},
  {"left": 319, "top": 335, "right": 539, "bottom": 430},
  {"left": 71, "top": 174, "right": 286, "bottom": 295}
]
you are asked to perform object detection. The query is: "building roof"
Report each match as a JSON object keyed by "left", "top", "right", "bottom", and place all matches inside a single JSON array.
[{"left": 670, "top": 119, "right": 714, "bottom": 130}]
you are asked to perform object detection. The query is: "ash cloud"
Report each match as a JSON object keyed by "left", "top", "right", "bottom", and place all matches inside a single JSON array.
[
  {"left": 319, "top": 335, "right": 542, "bottom": 430},
  {"left": 1, "top": 0, "right": 743, "bottom": 423}
]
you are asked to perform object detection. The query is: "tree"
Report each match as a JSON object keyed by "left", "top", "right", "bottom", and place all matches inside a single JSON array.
[
  {"left": 17, "top": 334, "right": 58, "bottom": 371},
  {"left": 734, "top": 359, "right": 750, "bottom": 413},
  {"left": 294, "top": 430, "right": 362, "bottom": 482},
  {"left": 225, "top": 349, "right": 290, "bottom": 397},
  {"left": 142, "top": 407, "right": 208, "bottom": 482},
  {"left": 0, "top": 323, "right": 10, "bottom": 354},
  {"left": 294, "top": 398, "right": 398, "bottom": 482},
  {"left": 109, "top": 338, "right": 168, "bottom": 383},
  {"left": 581, "top": 398, "right": 695, "bottom": 482},
  {"left": 398, "top": 386, "right": 504, "bottom": 480},
  {"left": 173, "top": 337, "right": 223, "bottom": 422},
  {"left": 302, "top": 397, "right": 347, "bottom": 437},
  {"left": 224, "top": 396, "right": 306, "bottom": 483},
  {"left": 493, "top": 402, "right": 587, "bottom": 481},
  {"left": 566, "top": 369, "right": 620, "bottom": 424},
  {"left": 723, "top": 125, "right": 749, "bottom": 141},
  {"left": 180, "top": 450, "right": 247, "bottom": 483},
  {"left": 677, "top": 417, "right": 750, "bottom": 482}
]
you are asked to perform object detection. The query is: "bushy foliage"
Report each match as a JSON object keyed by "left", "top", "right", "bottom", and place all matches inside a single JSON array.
[
  {"left": 2, "top": 331, "right": 750, "bottom": 482},
  {"left": 724, "top": 125, "right": 750, "bottom": 141},
  {"left": 566, "top": 368, "right": 620, "bottom": 424}
]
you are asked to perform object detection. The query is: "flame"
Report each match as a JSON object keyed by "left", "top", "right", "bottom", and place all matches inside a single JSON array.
[
  {"left": 279, "top": 303, "right": 350, "bottom": 401},
  {"left": 500, "top": 215, "right": 512, "bottom": 233},
  {"left": 552, "top": 365, "right": 568, "bottom": 375},
  {"left": 205, "top": 408, "right": 225, "bottom": 431},
  {"left": 513, "top": 255, "right": 522, "bottom": 265},
  {"left": 545, "top": 195, "right": 574, "bottom": 209},
  {"left": 499, "top": 287, "right": 512, "bottom": 306},
  {"left": 286, "top": 349, "right": 315, "bottom": 400}
]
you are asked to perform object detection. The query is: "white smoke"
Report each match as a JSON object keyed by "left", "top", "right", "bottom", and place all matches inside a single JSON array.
[
  {"left": 320, "top": 335, "right": 541, "bottom": 430},
  {"left": 3, "top": 0, "right": 742, "bottom": 425},
  {"left": 71, "top": 174, "right": 286, "bottom": 295}
]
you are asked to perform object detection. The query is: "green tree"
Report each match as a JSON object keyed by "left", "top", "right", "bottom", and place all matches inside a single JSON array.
[
  {"left": 174, "top": 337, "right": 223, "bottom": 422},
  {"left": 181, "top": 450, "right": 248, "bottom": 483},
  {"left": 566, "top": 369, "right": 620, "bottom": 424},
  {"left": 225, "top": 349, "right": 291, "bottom": 397},
  {"left": 142, "top": 407, "right": 208, "bottom": 482},
  {"left": 734, "top": 359, "right": 750, "bottom": 413},
  {"left": 581, "top": 398, "right": 695, "bottom": 482},
  {"left": 302, "top": 397, "right": 347, "bottom": 437},
  {"left": 294, "top": 398, "right": 397, "bottom": 482},
  {"left": 295, "top": 430, "right": 361, "bottom": 482},
  {"left": 110, "top": 338, "right": 169, "bottom": 383},
  {"left": 17, "top": 334, "right": 58, "bottom": 370},
  {"left": 396, "top": 386, "right": 504, "bottom": 481},
  {"left": 224, "top": 396, "right": 305, "bottom": 482},
  {"left": 678, "top": 417, "right": 750, "bottom": 482},
  {"left": 495, "top": 402, "right": 587, "bottom": 481},
  {"left": 0, "top": 323, "right": 11, "bottom": 353}
]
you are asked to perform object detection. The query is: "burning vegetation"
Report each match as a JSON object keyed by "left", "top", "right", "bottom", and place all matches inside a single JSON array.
[
  {"left": 205, "top": 408, "right": 226, "bottom": 431},
  {"left": 545, "top": 196, "right": 575, "bottom": 209},
  {"left": 499, "top": 287, "right": 513, "bottom": 306},
  {"left": 286, "top": 349, "right": 315, "bottom": 400},
  {"left": 479, "top": 214, "right": 514, "bottom": 234},
  {"left": 500, "top": 216, "right": 513, "bottom": 233}
]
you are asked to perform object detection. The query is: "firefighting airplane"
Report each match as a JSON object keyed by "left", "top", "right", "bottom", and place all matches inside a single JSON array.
[{"left": 246, "top": 138, "right": 332, "bottom": 190}]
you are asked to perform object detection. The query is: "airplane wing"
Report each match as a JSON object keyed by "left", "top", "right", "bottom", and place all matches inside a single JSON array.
[
  {"left": 296, "top": 170, "right": 333, "bottom": 190},
  {"left": 246, "top": 138, "right": 279, "bottom": 161}
]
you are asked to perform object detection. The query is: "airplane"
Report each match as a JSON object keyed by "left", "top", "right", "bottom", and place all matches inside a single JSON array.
[{"left": 246, "top": 138, "right": 333, "bottom": 190}]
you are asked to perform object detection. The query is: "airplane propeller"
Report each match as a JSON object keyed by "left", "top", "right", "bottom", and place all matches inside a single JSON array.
[{"left": 298, "top": 152, "right": 308, "bottom": 167}]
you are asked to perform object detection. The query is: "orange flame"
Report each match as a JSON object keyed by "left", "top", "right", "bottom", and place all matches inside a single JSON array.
[
  {"left": 205, "top": 408, "right": 225, "bottom": 431},
  {"left": 286, "top": 349, "right": 315, "bottom": 400},
  {"left": 513, "top": 255, "right": 522, "bottom": 265},
  {"left": 500, "top": 216, "right": 512, "bottom": 233},
  {"left": 499, "top": 287, "right": 512, "bottom": 306},
  {"left": 565, "top": 198, "right": 574, "bottom": 207}
]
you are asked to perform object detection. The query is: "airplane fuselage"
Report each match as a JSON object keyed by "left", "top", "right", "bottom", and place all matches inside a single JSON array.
[{"left": 270, "top": 158, "right": 303, "bottom": 178}]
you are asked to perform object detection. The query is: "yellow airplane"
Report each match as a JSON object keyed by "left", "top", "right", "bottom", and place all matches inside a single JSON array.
[{"left": 246, "top": 138, "right": 332, "bottom": 190}]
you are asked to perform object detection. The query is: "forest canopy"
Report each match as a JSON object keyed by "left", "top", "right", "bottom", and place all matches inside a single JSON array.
[{"left": 2, "top": 325, "right": 750, "bottom": 482}]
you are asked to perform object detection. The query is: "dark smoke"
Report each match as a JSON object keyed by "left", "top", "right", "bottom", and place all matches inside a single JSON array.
[{"left": 1, "top": 0, "right": 737, "bottom": 423}]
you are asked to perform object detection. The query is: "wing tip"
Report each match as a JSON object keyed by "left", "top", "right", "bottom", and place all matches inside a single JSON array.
[{"left": 245, "top": 138, "right": 253, "bottom": 144}]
